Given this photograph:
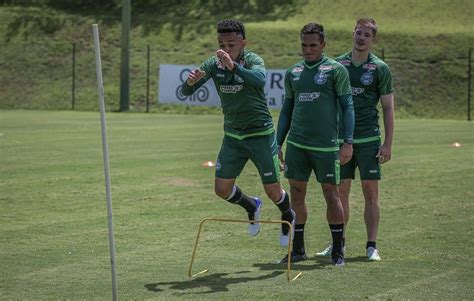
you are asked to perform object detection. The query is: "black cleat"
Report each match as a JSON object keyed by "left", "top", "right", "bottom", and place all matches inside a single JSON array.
[
  {"left": 277, "top": 252, "right": 308, "bottom": 264},
  {"left": 331, "top": 253, "right": 345, "bottom": 266}
]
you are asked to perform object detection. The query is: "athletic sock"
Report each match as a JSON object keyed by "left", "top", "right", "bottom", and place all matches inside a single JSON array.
[
  {"left": 276, "top": 190, "right": 290, "bottom": 213},
  {"left": 366, "top": 241, "right": 376, "bottom": 249},
  {"left": 329, "top": 224, "right": 344, "bottom": 255},
  {"left": 225, "top": 185, "right": 257, "bottom": 213},
  {"left": 293, "top": 224, "right": 306, "bottom": 254}
]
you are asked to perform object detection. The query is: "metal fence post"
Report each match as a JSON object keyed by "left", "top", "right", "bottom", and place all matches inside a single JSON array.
[
  {"left": 146, "top": 45, "right": 150, "bottom": 113},
  {"left": 72, "top": 43, "right": 76, "bottom": 110},
  {"left": 468, "top": 47, "right": 472, "bottom": 121}
]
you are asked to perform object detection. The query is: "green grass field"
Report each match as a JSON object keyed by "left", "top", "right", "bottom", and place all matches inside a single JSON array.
[{"left": 1, "top": 110, "right": 473, "bottom": 300}]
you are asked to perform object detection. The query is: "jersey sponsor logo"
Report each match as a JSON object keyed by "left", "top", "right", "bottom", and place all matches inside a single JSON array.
[
  {"left": 293, "top": 77, "right": 300, "bottom": 81},
  {"left": 363, "top": 63, "right": 377, "bottom": 70},
  {"left": 234, "top": 74, "right": 244, "bottom": 83},
  {"left": 298, "top": 92, "right": 320, "bottom": 102},
  {"left": 339, "top": 60, "right": 351, "bottom": 66},
  {"left": 360, "top": 72, "right": 374, "bottom": 85},
  {"left": 314, "top": 72, "right": 327, "bottom": 85},
  {"left": 216, "top": 73, "right": 225, "bottom": 78},
  {"left": 220, "top": 85, "right": 243, "bottom": 93},
  {"left": 352, "top": 87, "right": 365, "bottom": 95},
  {"left": 292, "top": 66, "right": 304, "bottom": 73},
  {"left": 319, "top": 65, "right": 334, "bottom": 71}
]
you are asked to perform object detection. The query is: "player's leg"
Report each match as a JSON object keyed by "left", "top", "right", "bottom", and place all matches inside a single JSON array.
[
  {"left": 314, "top": 150, "right": 345, "bottom": 266},
  {"left": 278, "top": 144, "right": 311, "bottom": 263},
  {"left": 361, "top": 180, "right": 381, "bottom": 260},
  {"left": 215, "top": 136, "right": 259, "bottom": 235},
  {"left": 248, "top": 133, "right": 294, "bottom": 245},
  {"left": 357, "top": 142, "right": 382, "bottom": 260}
]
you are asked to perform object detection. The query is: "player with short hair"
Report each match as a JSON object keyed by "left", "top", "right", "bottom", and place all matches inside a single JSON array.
[
  {"left": 317, "top": 18, "right": 394, "bottom": 261},
  {"left": 277, "top": 22, "right": 354, "bottom": 266},
  {"left": 181, "top": 19, "right": 295, "bottom": 246}
]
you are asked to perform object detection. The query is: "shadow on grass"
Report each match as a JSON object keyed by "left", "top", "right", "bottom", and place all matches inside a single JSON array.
[{"left": 145, "top": 270, "right": 284, "bottom": 295}]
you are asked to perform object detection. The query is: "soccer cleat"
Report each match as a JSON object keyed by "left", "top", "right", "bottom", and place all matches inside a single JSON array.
[
  {"left": 279, "top": 209, "right": 296, "bottom": 247},
  {"left": 367, "top": 247, "right": 382, "bottom": 261},
  {"left": 331, "top": 253, "right": 345, "bottom": 266},
  {"left": 247, "top": 198, "right": 262, "bottom": 236},
  {"left": 277, "top": 252, "right": 308, "bottom": 264},
  {"left": 316, "top": 243, "right": 346, "bottom": 256}
]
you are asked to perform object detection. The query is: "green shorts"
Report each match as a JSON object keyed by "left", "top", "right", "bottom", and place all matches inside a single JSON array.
[
  {"left": 215, "top": 133, "right": 280, "bottom": 184},
  {"left": 341, "top": 141, "right": 381, "bottom": 180},
  {"left": 284, "top": 143, "right": 340, "bottom": 184}
]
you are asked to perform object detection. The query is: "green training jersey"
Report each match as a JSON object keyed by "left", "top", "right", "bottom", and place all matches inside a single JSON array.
[
  {"left": 336, "top": 52, "right": 393, "bottom": 143},
  {"left": 181, "top": 50, "right": 273, "bottom": 139},
  {"left": 285, "top": 54, "right": 352, "bottom": 151}
]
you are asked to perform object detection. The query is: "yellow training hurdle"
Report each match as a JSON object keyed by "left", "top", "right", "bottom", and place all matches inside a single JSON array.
[{"left": 188, "top": 217, "right": 302, "bottom": 283}]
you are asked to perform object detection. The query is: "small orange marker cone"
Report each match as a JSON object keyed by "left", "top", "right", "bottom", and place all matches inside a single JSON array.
[
  {"left": 202, "top": 161, "right": 215, "bottom": 167},
  {"left": 451, "top": 142, "right": 462, "bottom": 148}
]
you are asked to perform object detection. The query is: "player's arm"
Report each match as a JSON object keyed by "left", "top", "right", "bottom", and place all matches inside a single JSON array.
[
  {"left": 376, "top": 63, "right": 394, "bottom": 164},
  {"left": 378, "top": 93, "right": 394, "bottom": 164},
  {"left": 216, "top": 49, "right": 266, "bottom": 87},
  {"left": 335, "top": 65, "right": 354, "bottom": 165},
  {"left": 181, "top": 61, "right": 212, "bottom": 95}
]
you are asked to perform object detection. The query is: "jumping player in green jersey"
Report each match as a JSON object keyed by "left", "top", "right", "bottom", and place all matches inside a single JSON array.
[
  {"left": 277, "top": 23, "right": 355, "bottom": 266},
  {"left": 181, "top": 19, "right": 295, "bottom": 247},
  {"left": 317, "top": 18, "right": 394, "bottom": 261}
]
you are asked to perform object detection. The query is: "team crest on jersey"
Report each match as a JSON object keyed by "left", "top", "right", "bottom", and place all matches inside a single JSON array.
[
  {"left": 314, "top": 72, "right": 327, "bottom": 85},
  {"left": 319, "top": 65, "right": 334, "bottom": 71},
  {"left": 292, "top": 66, "right": 304, "bottom": 73},
  {"left": 360, "top": 72, "right": 374, "bottom": 85},
  {"left": 234, "top": 74, "right": 244, "bottom": 83},
  {"left": 363, "top": 64, "right": 377, "bottom": 70},
  {"left": 339, "top": 60, "right": 351, "bottom": 66}
]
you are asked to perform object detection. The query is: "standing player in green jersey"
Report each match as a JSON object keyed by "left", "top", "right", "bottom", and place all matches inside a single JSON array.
[
  {"left": 181, "top": 19, "right": 295, "bottom": 247},
  {"left": 317, "top": 18, "right": 394, "bottom": 261},
  {"left": 276, "top": 23, "right": 355, "bottom": 266}
]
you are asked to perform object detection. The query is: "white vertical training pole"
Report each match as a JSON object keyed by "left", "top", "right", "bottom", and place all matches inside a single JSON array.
[{"left": 92, "top": 24, "right": 118, "bottom": 301}]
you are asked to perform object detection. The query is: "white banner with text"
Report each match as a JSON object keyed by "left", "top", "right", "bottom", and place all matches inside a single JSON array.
[{"left": 158, "top": 64, "right": 286, "bottom": 108}]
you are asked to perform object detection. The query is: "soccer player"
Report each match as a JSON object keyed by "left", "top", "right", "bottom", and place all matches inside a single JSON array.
[
  {"left": 181, "top": 19, "right": 295, "bottom": 247},
  {"left": 277, "top": 23, "right": 354, "bottom": 266},
  {"left": 317, "top": 18, "right": 394, "bottom": 261}
]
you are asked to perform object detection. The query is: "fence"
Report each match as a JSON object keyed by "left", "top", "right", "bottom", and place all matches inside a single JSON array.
[{"left": 0, "top": 42, "right": 472, "bottom": 120}]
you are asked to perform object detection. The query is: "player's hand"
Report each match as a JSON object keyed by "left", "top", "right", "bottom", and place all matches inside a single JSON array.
[
  {"left": 339, "top": 143, "right": 353, "bottom": 165},
  {"left": 215, "top": 49, "right": 235, "bottom": 70},
  {"left": 186, "top": 68, "right": 206, "bottom": 86},
  {"left": 278, "top": 146, "right": 285, "bottom": 172},
  {"left": 376, "top": 143, "right": 392, "bottom": 164}
]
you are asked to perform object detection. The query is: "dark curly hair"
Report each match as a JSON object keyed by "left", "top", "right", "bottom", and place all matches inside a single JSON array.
[
  {"left": 217, "top": 19, "right": 246, "bottom": 39},
  {"left": 300, "top": 23, "right": 325, "bottom": 42}
]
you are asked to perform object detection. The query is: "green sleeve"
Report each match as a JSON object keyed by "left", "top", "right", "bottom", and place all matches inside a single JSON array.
[
  {"left": 233, "top": 58, "right": 266, "bottom": 87},
  {"left": 378, "top": 63, "right": 394, "bottom": 95},
  {"left": 334, "top": 64, "right": 352, "bottom": 96},
  {"left": 276, "top": 70, "right": 295, "bottom": 146},
  {"left": 338, "top": 94, "right": 354, "bottom": 142},
  {"left": 180, "top": 57, "right": 213, "bottom": 96}
]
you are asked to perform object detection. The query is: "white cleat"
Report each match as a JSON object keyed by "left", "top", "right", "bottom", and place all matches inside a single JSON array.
[
  {"left": 316, "top": 243, "right": 346, "bottom": 256},
  {"left": 279, "top": 209, "right": 295, "bottom": 247},
  {"left": 367, "top": 247, "right": 382, "bottom": 261},
  {"left": 248, "top": 198, "right": 262, "bottom": 236}
]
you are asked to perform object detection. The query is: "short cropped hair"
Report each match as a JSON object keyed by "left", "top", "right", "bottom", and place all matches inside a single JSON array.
[
  {"left": 217, "top": 19, "right": 246, "bottom": 39},
  {"left": 355, "top": 18, "right": 378, "bottom": 37},
  {"left": 301, "top": 23, "right": 325, "bottom": 42}
]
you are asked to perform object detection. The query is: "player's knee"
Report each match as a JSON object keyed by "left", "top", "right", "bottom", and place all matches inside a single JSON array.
[{"left": 214, "top": 185, "right": 231, "bottom": 199}]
